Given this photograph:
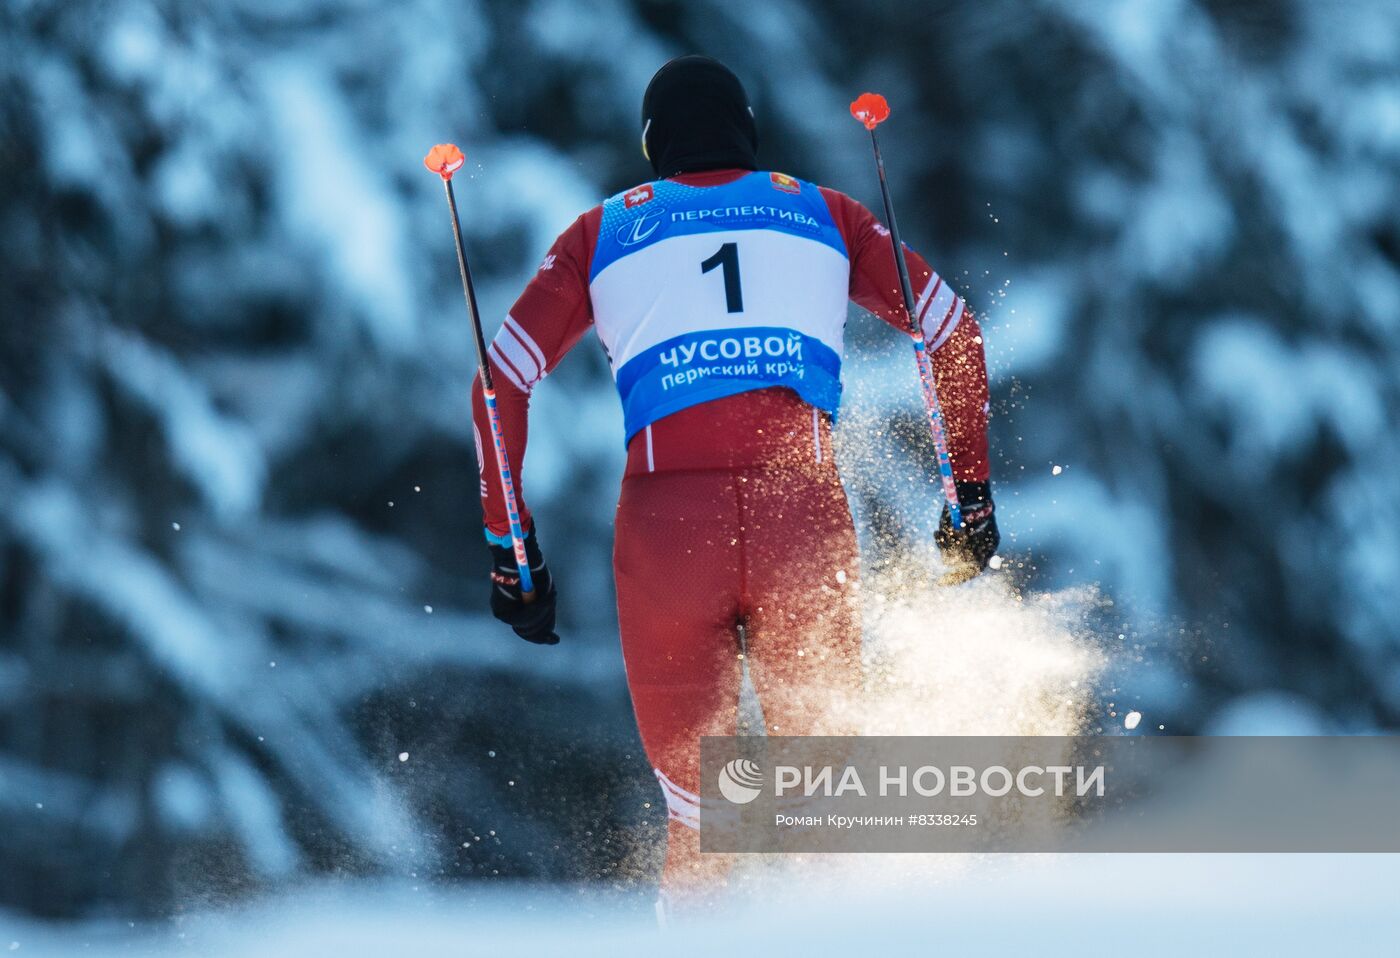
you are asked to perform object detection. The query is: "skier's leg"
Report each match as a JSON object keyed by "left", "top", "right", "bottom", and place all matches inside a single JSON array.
[
  {"left": 614, "top": 470, "right": 743, "bottom": 896},
  {"left": 742, "top": 459, "right": 864, "bottom": 737}
]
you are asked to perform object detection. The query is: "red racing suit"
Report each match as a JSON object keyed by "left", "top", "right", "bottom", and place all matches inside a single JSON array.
[{"left": 471, "top": 168, "right": 990, "bottom": 893}]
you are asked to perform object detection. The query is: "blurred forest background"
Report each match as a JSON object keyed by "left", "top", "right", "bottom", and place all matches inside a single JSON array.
[{"left": 1, "top": 0, "right": 1397, "bottom": 921}]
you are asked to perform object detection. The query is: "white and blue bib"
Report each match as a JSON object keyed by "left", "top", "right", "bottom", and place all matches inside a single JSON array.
[{"left": 589, "top": 171, "right": 850, "bottom": 443}]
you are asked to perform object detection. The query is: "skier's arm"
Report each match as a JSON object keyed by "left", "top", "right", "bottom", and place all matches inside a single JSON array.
[
  {"left": 820, "top": 188, "right": 991, "bottom": 484},
  {"left": 470, "top": 208, "right": 600, "bottom": 543}
]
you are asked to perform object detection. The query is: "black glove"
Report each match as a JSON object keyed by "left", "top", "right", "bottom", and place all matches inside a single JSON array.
[
  {"left": 935, "top": 480, "right": 1000, "bottom": 584},
  {"left": 487, "top": 526, "right": 559, "bottom": 645}
]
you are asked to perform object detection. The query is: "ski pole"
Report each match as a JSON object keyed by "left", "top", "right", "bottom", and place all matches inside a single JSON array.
[
  {"left": 423, "top": 143, "right": 535, "bottom": 598},
  {"left": 849, "top": 93, "right": 963, "bottom": 530}
]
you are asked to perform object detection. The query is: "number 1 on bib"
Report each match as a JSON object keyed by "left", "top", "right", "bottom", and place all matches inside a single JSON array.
[{"left": 701, "top": 242, "right": 744, "bottom": 313}]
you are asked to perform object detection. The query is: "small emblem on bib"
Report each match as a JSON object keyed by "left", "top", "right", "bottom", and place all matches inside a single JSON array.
[{"left": 770, "top": 172, "right": 801, "bottom": 194}]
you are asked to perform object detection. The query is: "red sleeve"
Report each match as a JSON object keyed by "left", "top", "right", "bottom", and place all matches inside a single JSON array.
[
  {"left": 820, "top": 187, "right": 991, "bottom": 483},
  {"left": 471, "top": 207, "right": 601, "bottom": 540}
]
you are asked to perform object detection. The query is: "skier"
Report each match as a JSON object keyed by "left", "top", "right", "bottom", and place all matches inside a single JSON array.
[{"left": 472, "top": 56, "right": 998, "bottom": 898}]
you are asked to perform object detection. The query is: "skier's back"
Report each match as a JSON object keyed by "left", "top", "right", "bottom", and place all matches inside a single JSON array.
[{"left": 472, "top": 56, "right": 998, "bottom": 902}]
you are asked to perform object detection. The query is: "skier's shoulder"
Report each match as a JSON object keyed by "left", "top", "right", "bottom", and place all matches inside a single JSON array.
[
  {"left": 807, "top": 182, "right": 871, "bottom": 219},
  {"left": 790, "top": 182, "right": 881, "bottom": 249},
  {"left": 550, "top": 202, "right": 604, "bottom": 257}
]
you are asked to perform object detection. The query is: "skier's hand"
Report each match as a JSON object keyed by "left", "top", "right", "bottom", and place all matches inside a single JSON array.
[
  {"left": 487, "top": 525, "right": 560, "bottom": 645},
  {"left": 935, "top": 481, "right": 999, "bottom": 585}
]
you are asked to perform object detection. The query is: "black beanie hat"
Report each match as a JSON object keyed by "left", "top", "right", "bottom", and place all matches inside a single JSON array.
[{"left": 641, "top": 56, "right": 758, "bottom": 179}]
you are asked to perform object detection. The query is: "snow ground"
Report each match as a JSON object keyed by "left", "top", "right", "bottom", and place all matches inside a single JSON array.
[{"left": 4, "top": 854, "right": 1397, "bottom": 956}]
